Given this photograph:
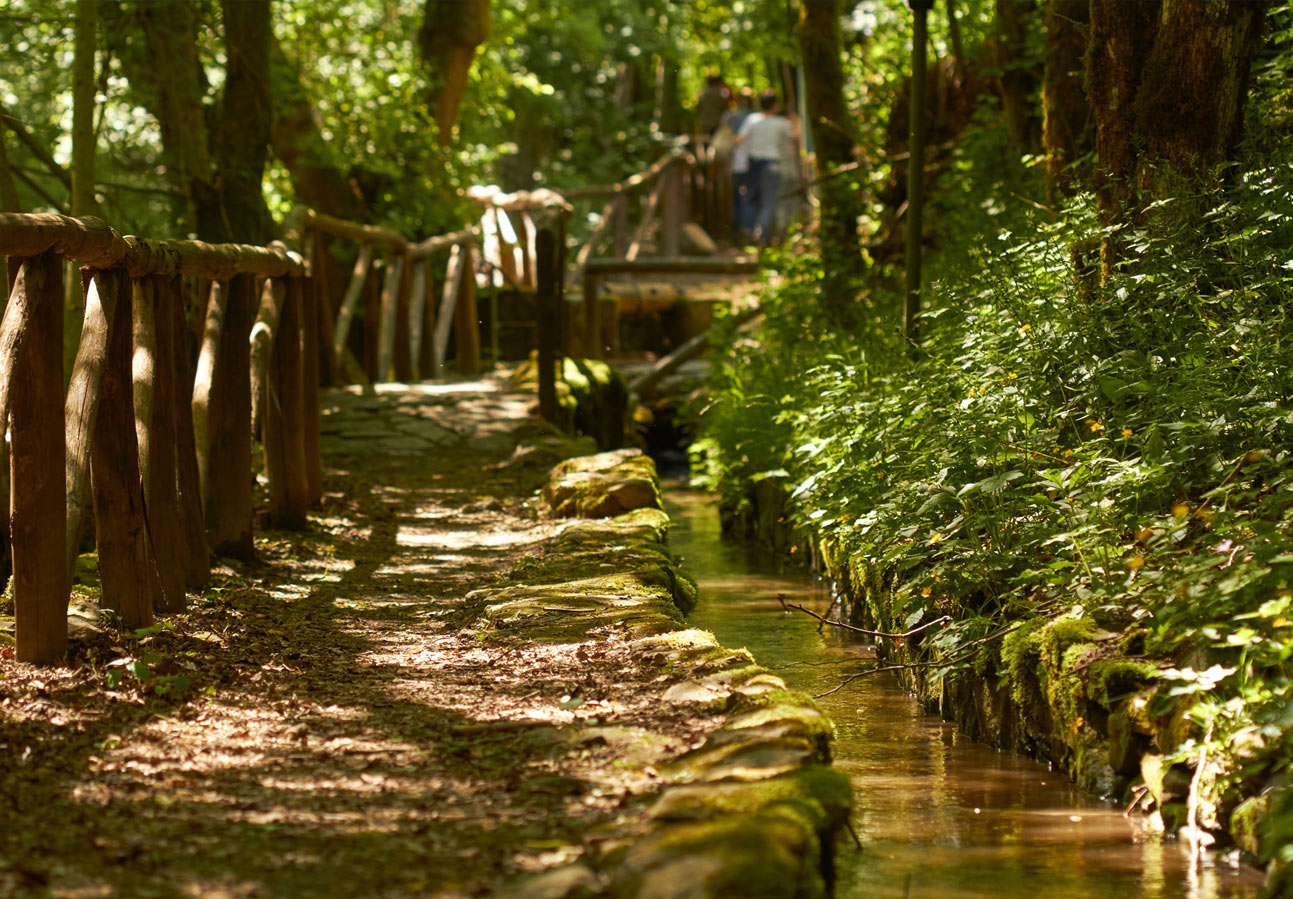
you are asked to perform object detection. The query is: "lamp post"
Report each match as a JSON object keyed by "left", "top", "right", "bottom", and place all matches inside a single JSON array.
[{"left": 904, "top": 0, "right": 932, "bottom": 348}]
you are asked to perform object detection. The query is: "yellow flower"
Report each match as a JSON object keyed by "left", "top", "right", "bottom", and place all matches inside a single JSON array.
[
  {"left": 1135, "top": 527, "right": 1153, "bottom": 542},
  {"left": 1088, "top": 420, "right": 1104, "bottom": 433},
  {"left": 921, "top": 586, "right": 933, "bottom": 598},
  {"left": 1121, "top": 428, "right": 1134, "bottom": 437},
  {"left": 1195, "top": 507, "right": 1215, "bottom": 522},
  {"left": 1171, "top": 501, "right": 1190, "bottom": 518},
  {"left": 930, "top": 533, "right": 942, "bottom": 544},
  {"left": 1245, "top": 449, "right": 1266, "bottom": 465},
  {"left": 1019, "top": 323, "right": 1031, "bottom": 333},
  {"left": 1062, "top": 449, "right": 1074, "bottom": 459},
  {"left": 1007, "top": 372, "right": 1018, "bottom": 380},
  {"left": 1126, "top": 554, "right": 1145, "bottom": 571}
]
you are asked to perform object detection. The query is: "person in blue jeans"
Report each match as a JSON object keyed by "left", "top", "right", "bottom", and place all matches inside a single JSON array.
[
  {"left": 737, "top": 91, "right": 793, "bottom": 246},
  {"left": 723, "top": 89, "right": 755, "bottom": 241}
]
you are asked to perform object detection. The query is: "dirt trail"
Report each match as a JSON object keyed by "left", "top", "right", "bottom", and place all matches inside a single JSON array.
[{"left": 0, "top": 379, "right": 723, "bottom": 898}]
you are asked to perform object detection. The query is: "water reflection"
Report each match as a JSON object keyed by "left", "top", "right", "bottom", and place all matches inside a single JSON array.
[{"left": 666, "top": 489, "right": 1262, "bottom": 899}]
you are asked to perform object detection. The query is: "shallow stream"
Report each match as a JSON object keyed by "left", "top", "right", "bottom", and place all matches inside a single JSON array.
[{"left": 665, "top": 488, "right": 1264, "bottom": 899}]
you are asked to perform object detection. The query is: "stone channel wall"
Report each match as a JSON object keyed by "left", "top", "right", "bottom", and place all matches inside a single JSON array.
[
  {"left": 488, "top": 449, "right": 852, "bottom": 897},
  {"left": 721, "top": 472, "right": 1272, "bottom": 862}
]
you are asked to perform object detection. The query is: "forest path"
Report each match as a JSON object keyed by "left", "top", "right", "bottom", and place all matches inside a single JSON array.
[{"left": 0, "top": 376, "right": 719, "bottom": 898}]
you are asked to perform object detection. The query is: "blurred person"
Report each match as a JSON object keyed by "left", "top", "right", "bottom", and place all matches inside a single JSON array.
[{"left": 737, "top": 90, "right": 794, "bottom": 246}]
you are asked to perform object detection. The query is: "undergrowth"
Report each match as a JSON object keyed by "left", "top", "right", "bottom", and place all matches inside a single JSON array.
[{"left": 695, "top": 19, "right": 1293, "bottom": 872}]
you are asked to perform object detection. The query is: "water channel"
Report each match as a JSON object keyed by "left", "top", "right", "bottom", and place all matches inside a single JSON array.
[{"left": 664, "top": 488, "right": 1265, "bottom": 899}]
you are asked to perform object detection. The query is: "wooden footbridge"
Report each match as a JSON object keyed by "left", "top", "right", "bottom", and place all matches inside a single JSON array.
[{"left": 0, "top": 143, "right": 758, "bottom": 665}]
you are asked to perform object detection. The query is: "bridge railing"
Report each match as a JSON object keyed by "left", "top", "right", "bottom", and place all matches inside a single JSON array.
[{"left": 0, "top": 213, "right": 320, "bottom": 662}]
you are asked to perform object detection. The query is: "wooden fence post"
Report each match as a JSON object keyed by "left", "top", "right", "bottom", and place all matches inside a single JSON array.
[
  {"left": 332, "top": 243, "right": 372, "bottom": 368},
  {"left": 376, "top": 254, "right": 404, "bottom": 382},
  {"left": 300, "top": 272, "right": 324, "bottom": 505},
  {"left": 264, "top": 276, "right": 309, "bottom": 529},
  {"left": 536, "top": 227, "right": 559, "bottom": 422},
  {"left": 453, "top": 241, "right": 480, "bottom": 375},
  {"left": 192, "top": 280, "right": 227, "bottom": 506},
  {"left": 64, "top": 270, "right": 116, "bottom": 583},
  {"left": 133, "top": 276, "right": 186, "bottom": 612},
  {"left": 662, "top": 161, "right": 684, "bottom": 257},
  {"left": 611, "top": 193, "right": 629, "bottom": 257},
  {"left": 8, "top": 250, "right": 68, "bottom": 663},
  {"left": 407, "top": 260, "right": 428, "bottom": 381},
  {"left": 432, "top": 243, "right": 464, "bottom": 377},
  {"left": 205, "top": 272, "right": 255, "bottom": 561},
  {"left": 583, "top": 272, "right": 600, "bottom": 360},
  {"left": 309, "top": 229, "right": 337, "bottom": 387},
  {"left": 169, "top": 275, "right": 209, "bottom": 590},
  {"left": 90, "top": 269, "right": 160, "bottom": 629}
]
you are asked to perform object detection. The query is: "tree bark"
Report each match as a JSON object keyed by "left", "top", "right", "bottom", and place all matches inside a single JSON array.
[
  {"left": 418, "top": 0, "right": 491, "bottom": 145},
  {"left": 209, "top": 0, "right": 273, "bottom": 244},
  {"left": 1041, "top": 0, "right": 1091, "bottom": 205},
  {"left": 1087, "top": 0, "right": 1264, "bottom": 268},
  {"left": 797, "top": 0, "right": 864, "bottom": 285}
]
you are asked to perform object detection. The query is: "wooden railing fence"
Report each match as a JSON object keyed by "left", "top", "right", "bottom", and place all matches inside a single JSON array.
[{"left": 0, "top": 149, "right": 738, "bottom": 666}]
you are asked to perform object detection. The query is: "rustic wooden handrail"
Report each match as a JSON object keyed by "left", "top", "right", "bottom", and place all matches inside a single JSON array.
[{"left": 1, "top": 212, "right": 320, "bottom": 663}]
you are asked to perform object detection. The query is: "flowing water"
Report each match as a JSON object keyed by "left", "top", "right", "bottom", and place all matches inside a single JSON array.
[{"left": 665, "top": 489, "right": 1265, "bottom": 899}]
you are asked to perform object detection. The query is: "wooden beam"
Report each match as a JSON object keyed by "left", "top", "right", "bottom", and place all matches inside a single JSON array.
[
  {"left": 376, "top": 253, "right": 404, "bottom": 382},
  {"left": 585, "top": 257, "right": 760, "bottom": 276},
  {"left": 8, "top": 250, "right": 68, "bottom": 663},
  {"left": 191, "top": 280, "right": 226, "bottom": 506},
  {"left": 64, "top": 270, "right": 117, "bottom": 583},
  {"left": 169, "top": 275, "right": 209, "bottom": 590},
  {"left": 332, "top": 242, "right": 372, "bottom": 367},
  {"left": 133, "top": 276, "right": 186, "bottom": 612},
  {"left": 90, "top": 269, "right": 160, "bottom": 629},
  {"left": 205, "top": 273, "right": 255, "bottom": 561},
  {"left": 264, "top": 277, "right": 309, "bottom": 529},
  {"left": 300, "top": 273, "right": 323, "bottom": 505},
  {"left": 453, "top": 241, "right": 480, "bottom": 375}
]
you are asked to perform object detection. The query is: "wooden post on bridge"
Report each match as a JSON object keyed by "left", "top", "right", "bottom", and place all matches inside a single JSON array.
[
  {"left": 264, "top": 276, "right": 309, "bottom": 529},
  {"left": 376, "top": 254, "right": 404, "bottom": 382},
  {"left": 90, "top": 268, "right": 160, "bottom": 629},
  {"left": 206, "top": 272, "right": 256, "bottom": 561},
  {"left": 583, "top": 271, "right": 600, "bottom": 360},
  {"left": 662, "top": 161, "right": 685, "bottom": 257},
  {"left": 536, "top": 226, "right": 559, "bottom": 422},
  {"left": 393, "top": 252, "right": 414, "bottom": 382},
  {"left": 611, "top": 193, "right": 629, "bottom": 258},
  {"left": 6, "top": 250, "right": 68, "bottom": 663}
]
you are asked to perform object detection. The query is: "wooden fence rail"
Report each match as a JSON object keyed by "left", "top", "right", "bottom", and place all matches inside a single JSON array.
[
  {"left": 0, "top": 212, "right": 313, "bottom": 662},
  {"left": 0, "top": 149, "right": 727, "bottom": 665}
]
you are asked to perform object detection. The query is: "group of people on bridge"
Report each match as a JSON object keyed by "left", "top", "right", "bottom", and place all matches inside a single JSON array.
[{"left": 697, "top": 74, "right": 800, "bottom": 248}]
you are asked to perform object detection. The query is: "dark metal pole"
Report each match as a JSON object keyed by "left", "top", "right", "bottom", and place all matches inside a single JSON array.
[{"left": 904, "top": 0, "right": 932, "bottom": 347}]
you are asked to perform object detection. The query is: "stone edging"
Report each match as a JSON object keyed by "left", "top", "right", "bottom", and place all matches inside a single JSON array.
[{"left": 478, "top": 450, "right": 852, "bottom": 898}]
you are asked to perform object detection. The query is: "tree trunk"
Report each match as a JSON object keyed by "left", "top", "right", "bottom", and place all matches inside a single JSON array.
[
  {"left": 208, "top": 0, "right": 273, "bottom": 244},
  {"left": 268, "top": 35, "right": 367, "bottom": 222},
  {"left": 418, "top": 0, "right": 491, "bottom": 146},
  {"left": 995, "top": 0, "right": 1041, "bottom": 155},
  {"left": 797, "top": 0, "right": 864, "bottom": 287},
  {"left": 1041, "top": 0, "right": 1091, "bottom": 205},
  {"left": 1087, "top": 0, "right": 1264, "bottom": 268},
  {"left": 68, "top": 0, "right": 99, "bottom": 376}
]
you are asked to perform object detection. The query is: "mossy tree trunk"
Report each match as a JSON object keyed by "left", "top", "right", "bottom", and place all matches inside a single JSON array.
[
  {"left": 418, "top": 0, "right": 491, "bottom": 146},
  {"left": 797, "top": 0, "right": 864, "bottom": 288},
  {"left": 1041, "top": 0, "right": 1091, "bottom": 205},
  {"left": 1087, "top": 0, "right": 1265, "bottom": 270}
]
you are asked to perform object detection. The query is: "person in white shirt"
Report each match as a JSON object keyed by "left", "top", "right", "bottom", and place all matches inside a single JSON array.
[{"left": 737, "top": 91, "right": 794, "bottom": 245}]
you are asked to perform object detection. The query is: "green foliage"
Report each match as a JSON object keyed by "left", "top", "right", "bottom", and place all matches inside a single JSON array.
[{"left": 699, "top": 33, "right": 1293, "bottom": 822}]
